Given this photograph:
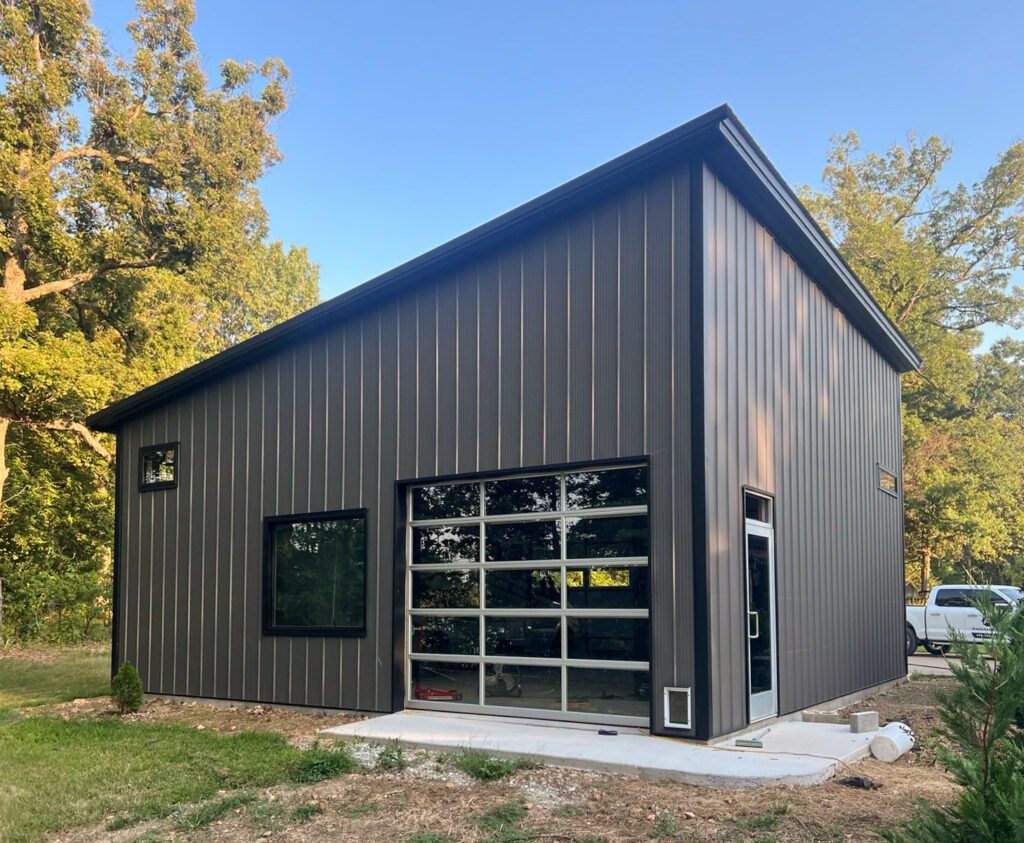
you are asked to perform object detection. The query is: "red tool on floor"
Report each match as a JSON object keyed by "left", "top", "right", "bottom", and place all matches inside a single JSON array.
[{"left": 413, "top": 682, "right": 463, "bottom": 702}]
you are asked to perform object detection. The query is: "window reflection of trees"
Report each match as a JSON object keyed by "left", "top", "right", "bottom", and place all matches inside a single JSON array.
[
  {"left": 565, "top": 515, "right": 647, "bottom": 558},
  {"left": 412, "top": 525, "right": 480, "bottom": 564},
  {"left": 142, "top": 448, "right": 176, "bottom": 485},
  {"left": 484, "top": 475, "right": 559, "bottom": 514},
  {"left": 273, "top": 517, "right": 365, "bottom": 628},
  {"left": 412, "top": 482, "right": 479, "bottom": 519},
  {"left": 566, "top": 466, "right": 647, "bottom": 509},
  {"left": 412, "top": 569, "right": 479, "bottom": 608}
]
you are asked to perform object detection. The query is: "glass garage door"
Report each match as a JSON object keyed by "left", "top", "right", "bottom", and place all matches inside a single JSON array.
[{"left": 406, "top": 464, "right": 650, "bottom": 725}]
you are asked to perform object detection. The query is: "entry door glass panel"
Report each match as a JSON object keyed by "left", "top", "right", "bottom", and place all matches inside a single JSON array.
[
  {"left": 407, "top": 464, "right": 651, "bottom": 725},
  {"left": 746, "top": 524, "right": 777, "bottom": 721}
]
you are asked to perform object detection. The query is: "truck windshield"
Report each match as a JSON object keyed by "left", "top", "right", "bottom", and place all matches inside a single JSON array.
[{"left": 993, "top": 587, "right": 1023, "bottom": 605}]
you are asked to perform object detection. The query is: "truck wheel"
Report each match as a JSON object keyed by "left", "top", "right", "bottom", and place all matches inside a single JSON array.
[
  {"left": 905, "top": 624, "right": 918, "bottom": 657},
  {"left": 924, "top": 643, "right": 951, "bottom": 656}
]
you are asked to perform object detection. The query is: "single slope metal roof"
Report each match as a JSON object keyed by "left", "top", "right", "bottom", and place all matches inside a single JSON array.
[{"left": 88, "top": 105, "right": 920, "bottom": 432}]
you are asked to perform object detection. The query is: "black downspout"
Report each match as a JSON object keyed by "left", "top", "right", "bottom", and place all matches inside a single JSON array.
[{"left": 110, "top": 433, "right": 123, "bottom": 679}]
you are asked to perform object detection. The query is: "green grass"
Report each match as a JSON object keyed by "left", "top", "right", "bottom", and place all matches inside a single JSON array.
[
  {"left": 0, "top": 716, "right": 358, "bottom": 842},
  {"left": 172, "top": 792, "right": 255, "bottom": 831},
  {"left": 0, "top": 647, "right": 110, "bottom": 709},
  {"left": 477, "top": 801, "right": 533, "bottom": 842},
  {"left": 376, "top": 740, "right": 409, "bottom": 771},
  {"left": 291, "top": 801, "right": 324, "bottom": 822},
  {"left": 404, "top": 834, "right": 456, "bottom": 843},
  {"left": 451, "top": 750, "right": 538, "bottom": 781}
]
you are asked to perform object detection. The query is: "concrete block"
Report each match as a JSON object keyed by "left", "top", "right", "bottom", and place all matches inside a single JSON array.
[{"left": 849, "top": 711, "right": 879, "bottom": 733}]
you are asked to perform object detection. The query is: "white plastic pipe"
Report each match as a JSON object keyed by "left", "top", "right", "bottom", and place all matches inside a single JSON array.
[{"left": 870, "top": 722, "right": 915, "bottom": 762}]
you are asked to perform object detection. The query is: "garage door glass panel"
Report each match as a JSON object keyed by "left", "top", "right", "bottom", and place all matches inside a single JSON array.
[
  {"left": 565, "top": 567, "right": 649, "bottom": 609},
  {"left": 412, "top": 525, "right": 480, "bottom": 565},
  {"left": 485, "top": 520, "right": 560, "bottom": 561},
  {"left": 565, "top": 515, "right": 647, "bottom": 559},
  {"left": 485, "top": 664, "right": 561, "bottom": 710},
  {"left": 412, "top": 570, "right": 479, "bottom": 608},
  {"left": 486, "top": 569, "right": 561, "bottom": 609},
  {"left": 407, "top": 463, "right": 650, "bottom": 725},
  {"left": 566, "top": 466, "right": 648, "bottom": 510},
  {"left": 412, "top": 482, "right": 480, "bottom": 520},
  {"left": 566, "top": 668, "right": 650, "bottom": 718},
  {"left": 486, "top": 617, "right": 561, "bottom": 658},
  {"left": 410, "top": 616, "right": 480, "bottom": 655},
  {"left": 485, "top": 475, "right": 559, "bottom": 514},
  {"left": 568, "top": 618, "right": 650, "bottom": 661},
  {"left": 412, "top": 661, "right": 479, "bottom": 705}
]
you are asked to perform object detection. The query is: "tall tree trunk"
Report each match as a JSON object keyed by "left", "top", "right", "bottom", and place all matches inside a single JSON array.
[
  {"left": 920, "top": 546, "right": 932, "bottom": 595},
  {"left": 0, "top": 416, "right": 8, "bottom": 634}
]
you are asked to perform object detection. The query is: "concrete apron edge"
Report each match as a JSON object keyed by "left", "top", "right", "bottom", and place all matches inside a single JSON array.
[{"left": 320, "top": 715, "right": 865, "bottom": 790}]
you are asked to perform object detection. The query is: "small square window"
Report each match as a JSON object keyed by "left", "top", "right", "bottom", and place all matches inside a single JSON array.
[
  {"left": 878, "top": 465, "right": 898, "bottom": 497},
  {"left": 139, "top": 443, "right": 178, "bottom": 491},
  {"left": 264, "top": 509, "right": 367, "bottom": 636}
]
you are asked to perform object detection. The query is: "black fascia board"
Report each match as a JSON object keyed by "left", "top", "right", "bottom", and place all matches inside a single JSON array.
[{"left": 87, "top": 104, "right": 919, "bottom": 432}]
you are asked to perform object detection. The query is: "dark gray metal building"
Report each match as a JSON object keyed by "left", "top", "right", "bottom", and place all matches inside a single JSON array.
[{"left": 88, "top": 106, "right": 920, "bottom": 741}]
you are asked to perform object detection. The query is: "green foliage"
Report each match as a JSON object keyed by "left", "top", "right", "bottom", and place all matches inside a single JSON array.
[
  {"left": 0, "top": 1, "right": 319, "bottom": 643},
  {"left": 648, "top": 811, "right": 683, "bottom": 838},
  {"left": 288, "top": 740, "right": 359, "bottom": 783},
  {"left": 883, "top": 602, "right": 1024, "bottom": 842},
  {"left": 376, "top": 739, "right": 409, "bottom": 771},
  {"left": 110, "top": 659, "right": 143, "bottom": 714},
  {"left": 452, "top": 749, "right": 538, "bottom": 781},
  {"left": 404, "top": 834, "right": 456, "bottom": 843},
  {"left": 801, "top": 131, "right": 1024, "bottom": 590}
]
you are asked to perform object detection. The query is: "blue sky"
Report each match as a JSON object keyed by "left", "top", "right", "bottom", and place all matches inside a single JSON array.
[{"left": 91, "top": 1, "right": 1023, "bottom": 341}]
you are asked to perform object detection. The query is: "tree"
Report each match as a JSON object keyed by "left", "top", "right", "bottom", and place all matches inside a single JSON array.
[
  {"left": 801, "top": 132, "right": 1024, "bottom": 592},
  {"left": 0, "top": 0, "right": 319, "bottom": 638}
]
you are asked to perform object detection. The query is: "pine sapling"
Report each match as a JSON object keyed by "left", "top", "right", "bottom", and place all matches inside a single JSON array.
[{"left": 111, "top": 660, "right": 144, "bottom": 714}]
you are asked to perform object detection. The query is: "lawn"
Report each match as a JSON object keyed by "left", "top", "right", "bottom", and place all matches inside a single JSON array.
[
  {"left": 0, "top": 647, "right": 956, "bottom": 842},
  {"left": 0, "top": 647, "right": 357, "bottom": 842}
]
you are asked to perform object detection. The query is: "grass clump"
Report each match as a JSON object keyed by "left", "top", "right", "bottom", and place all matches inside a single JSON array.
[
  {"left": 111, "top": 660, "right": 144, "bottom": 714},
  {"left": 404, "top": 834, "right": 456, "bottom": 843},
  {"left": 453, "top": 750, "right": 537, "bottom": 781},
  {"left": 731, "top": 800, "right": 792, "bottom": 833},
  {"left": 477, "top": 801, "right": 532, "bottom": 842},
  {"left": 291, "top": 801, "right": 324, "bottom": 822},
  {"left": 172, "top": 792, "right": 254, "bottom": 831},
  {"left": 289, "top": 740, "right": 359, "bottom": 783},
  {"left": 376, "top": 740, "right": 409, "bottom": 771},
  {"left": 648, "top": 810, "right": 683, "bottom": 838}
]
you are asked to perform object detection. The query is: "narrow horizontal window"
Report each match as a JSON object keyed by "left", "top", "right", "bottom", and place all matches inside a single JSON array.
[
  {"left": 139, "top": 443, "right": 178, "bottom": 491},
  {"left": 878, "top": 465, "right": 898, "bottom": 497},
  {"left": 264, "top": 509, "right": 367, "bottom": 636}
]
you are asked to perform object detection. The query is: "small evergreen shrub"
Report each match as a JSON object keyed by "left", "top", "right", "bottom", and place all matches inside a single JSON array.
[
  {"left": 883, "top": 597, "right": 1024, "bottom": 842},
  {"left": 110, "top": 660, "right": 144, "bottom": 714}
]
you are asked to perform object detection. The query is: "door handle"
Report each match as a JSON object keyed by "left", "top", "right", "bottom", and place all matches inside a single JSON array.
[{"left": 748, "top": 610, "right": 760, "bottom": 640}]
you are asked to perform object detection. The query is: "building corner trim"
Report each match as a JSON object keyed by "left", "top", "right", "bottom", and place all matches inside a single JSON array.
[{"left": 689, "top": 161, "right": 712, "bottom": 740}]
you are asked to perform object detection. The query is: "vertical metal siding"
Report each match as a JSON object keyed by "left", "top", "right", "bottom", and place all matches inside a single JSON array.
[
  {"left": 702, "top": 167, "right": 905, "bottom": 736},
  {"left": 114, "top": 164, "right": 695, "bottom": 720}
]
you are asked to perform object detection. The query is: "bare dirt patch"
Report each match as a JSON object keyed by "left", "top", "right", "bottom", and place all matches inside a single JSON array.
[{"left": 35, "top": 695, "right": 362, "bottom": 744}]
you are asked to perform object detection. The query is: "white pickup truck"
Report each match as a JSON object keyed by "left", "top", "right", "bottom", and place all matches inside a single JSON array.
[{"left": 905, "top": 584, "right": 1023, "bottom": 656}]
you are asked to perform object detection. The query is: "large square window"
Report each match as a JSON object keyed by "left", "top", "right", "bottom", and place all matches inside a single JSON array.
[
  {"left": 139, "top": 443, "right": 178, "bottom": 491},
  {"left": 264, "top": 509, "right": 367, "bottom": 635}
]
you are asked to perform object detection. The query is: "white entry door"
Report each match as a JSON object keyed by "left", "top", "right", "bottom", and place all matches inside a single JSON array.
[{"left": 745, "top": 496, "right": 777, "bottom": 722}]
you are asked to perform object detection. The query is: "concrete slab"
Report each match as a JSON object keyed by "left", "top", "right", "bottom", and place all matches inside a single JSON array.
[{"left": 321, "top": 711, "right": 875, "bottom": 789}]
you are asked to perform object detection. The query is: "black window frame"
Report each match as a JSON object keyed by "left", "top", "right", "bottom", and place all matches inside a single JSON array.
[
  {"left": 138, "top": 442, "right": 179, "bottom": 492},
  {"left": 877, "top": 464, "right": 899, "bottom": 498},
  {"left": 262, "top": 508, "right": 369, "bottom": 637}
]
